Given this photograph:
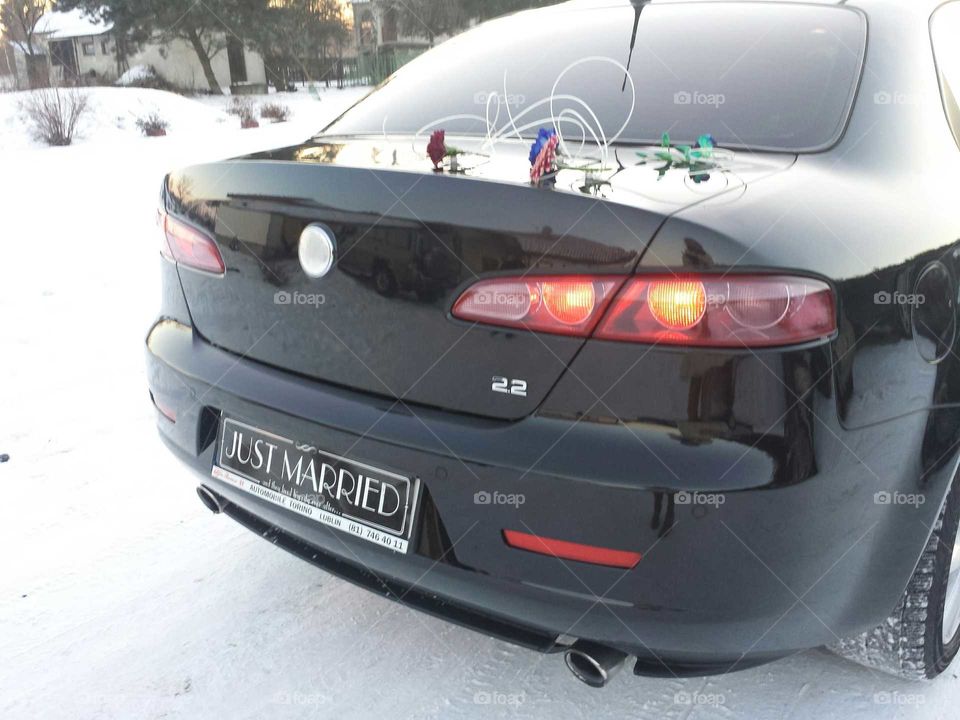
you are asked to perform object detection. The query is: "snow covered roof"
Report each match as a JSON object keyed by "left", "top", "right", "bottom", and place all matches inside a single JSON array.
[{"left": 35, "top": 9, "right": 113, "bottom": 40}]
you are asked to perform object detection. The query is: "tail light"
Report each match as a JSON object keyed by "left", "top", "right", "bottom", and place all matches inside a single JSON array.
[
  {"left": 451, "top": 276, "right": 623, "bottom": 336},
  {"left": 160, "top": 213, "right": 225, "bottom": 275},
  {"left": 452, "top": 274, "right": 835, "bottom": 347},
  {"left": 596, "top": 275, "right": 835, "bottom": 347}
]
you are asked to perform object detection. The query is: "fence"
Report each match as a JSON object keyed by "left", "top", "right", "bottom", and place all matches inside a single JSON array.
[{"left": 266, "top": 48, "right": 425, "bottom": 90}]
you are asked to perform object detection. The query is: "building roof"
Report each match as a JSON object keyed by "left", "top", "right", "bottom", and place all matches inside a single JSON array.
[{"left": 36, "top": 9, "right": 113, "bottom": 40}]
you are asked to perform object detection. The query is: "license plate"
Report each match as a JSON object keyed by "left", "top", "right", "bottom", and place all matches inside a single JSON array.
[{"left": 212, "top": 418, "right": 420, "bottom": 553}]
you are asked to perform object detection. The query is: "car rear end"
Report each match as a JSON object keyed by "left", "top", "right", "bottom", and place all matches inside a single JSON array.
[{"left": 145, "top": 0, "right": 945, "bottom": 676}]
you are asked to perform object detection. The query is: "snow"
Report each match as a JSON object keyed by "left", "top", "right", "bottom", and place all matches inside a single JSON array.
[
  {"left": 1, "top": 85, "right": 959, "bottom": 719},
  {"left": 0, "top": 85, "right": 362, "bottom": 152},
  {"left": 116, "top": 64, "right": 155, "bottom": 87},
  {"left": 35, "top": 8, "right": 112, "bottom": 39}
]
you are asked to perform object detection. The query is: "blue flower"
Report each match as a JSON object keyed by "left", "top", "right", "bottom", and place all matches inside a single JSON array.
[
  {"left": 696, "top": 134, "right": 716, "bottom": 149},
  {"left": 530, "top": 128, "right": 557, "bottom": 166}
]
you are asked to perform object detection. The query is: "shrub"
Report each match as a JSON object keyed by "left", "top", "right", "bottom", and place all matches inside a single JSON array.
[
  {"left": 227, "top": 96, "right": 254, "bottom": 118},
  {"left": 136, "top": 112, "right": 169, "bottom": 137},
  {"left": 260, "top": 102, "right": 291, "bottom": 123},
  {"left": 20, "top": 87, "right": 91, "bottom": 146},
  {"left": 227, "top": 96, "right": 259, "bottom": 128},
  {"left": 117, "top": 65, "right": 179, "bottom": 93}
]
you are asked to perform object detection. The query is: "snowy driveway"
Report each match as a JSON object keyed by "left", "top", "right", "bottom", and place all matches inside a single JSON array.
[{"left": 0, "top": 89, "right": 957, "bottom": 719}]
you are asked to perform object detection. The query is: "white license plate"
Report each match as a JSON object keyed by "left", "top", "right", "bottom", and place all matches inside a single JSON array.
[{"left": 212, "top": 418, "right": 420, "bottom": 553}]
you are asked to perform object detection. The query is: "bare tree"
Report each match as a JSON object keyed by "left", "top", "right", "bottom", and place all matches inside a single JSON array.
[{"left": 0, "top": 0, "right": 47, "bottom": 55}]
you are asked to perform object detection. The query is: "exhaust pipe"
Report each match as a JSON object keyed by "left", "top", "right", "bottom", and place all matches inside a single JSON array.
[
  {"left": 564, "top": 640, "right": 627, "bottom": 688},
  {"left": 196, "top": 485, "right": 224, "bottom": 515}
]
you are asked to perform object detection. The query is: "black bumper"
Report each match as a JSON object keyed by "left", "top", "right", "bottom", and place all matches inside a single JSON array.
[{"left": 146, "top": 318, "right": 952, "bottom": 677}]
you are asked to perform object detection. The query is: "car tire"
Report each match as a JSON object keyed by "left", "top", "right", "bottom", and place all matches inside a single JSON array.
[
  {"left": 373, "top": 265, "right": 397, "bottom": 297},
  {"left": 833, "top": 471, "right": 960, "bottom": 679}
]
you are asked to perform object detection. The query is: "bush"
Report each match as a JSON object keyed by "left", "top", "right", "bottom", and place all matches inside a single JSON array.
[
  {"left": 136, "top": 112, "right": 169, "bottom": 137},
  {"left": 260, "top": 102, "right": 291, "bottom": 123},
  {"left": 116, "top": 65, "right": 180, "bottom": 93},
  {"left": 21, "top": 87, "right": 91, "bottom": 146},
  {"left": 227, "top": 96, "right": 259, "bottom": 128}
]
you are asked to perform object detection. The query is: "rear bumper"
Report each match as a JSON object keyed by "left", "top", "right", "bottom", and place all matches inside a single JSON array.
[{"left": 146, "top": 318, "right": 953, "bottom": 676}]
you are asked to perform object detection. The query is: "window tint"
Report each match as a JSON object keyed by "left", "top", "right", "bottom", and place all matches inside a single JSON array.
[
  {"left": 329, "top": 2, "right": 866, "bottom": 152},
  {"left": 932, "top": 2, "right": 960, "bottom": 148}
]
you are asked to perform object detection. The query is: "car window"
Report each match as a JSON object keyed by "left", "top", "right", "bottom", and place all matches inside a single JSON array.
[
  {"left": 932, "top": 2, "right": 960, "bottom": 148},
  {"left": 328, "top": 2, "right": 866, "bottom": 152}
]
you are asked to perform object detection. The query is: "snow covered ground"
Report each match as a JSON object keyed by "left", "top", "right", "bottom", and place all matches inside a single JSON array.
[
  {"left": 0, "top": 86, "right": 958, "bottom": 719},
  {"left": 0, "top": 83, "right": 365, "bottom": 153}
]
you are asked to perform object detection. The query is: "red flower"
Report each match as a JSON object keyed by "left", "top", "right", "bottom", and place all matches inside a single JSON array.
[{"left": 427, "top": 130, "right": 446, "bottom": 169}]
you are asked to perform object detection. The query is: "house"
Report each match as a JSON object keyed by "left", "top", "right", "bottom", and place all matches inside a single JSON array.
[
  {"left": 4, "top": 9, "right": 268, "bottom": 93},
  {"left": 348, "top": 0, "right": 436, "bottom": 82},
  {"left": 42, "top": 9, "right": 118, "bottom": 85}
]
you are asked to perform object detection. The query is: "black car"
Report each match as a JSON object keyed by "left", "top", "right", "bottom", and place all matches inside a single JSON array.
[{"left": 146, "top": 0, "right": 960, "bottom": 685}]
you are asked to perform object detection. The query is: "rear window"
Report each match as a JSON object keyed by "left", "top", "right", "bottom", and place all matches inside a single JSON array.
[
  {"left": 329, "top": 2, "right": 866, "bottom": 152},
  {"left": 932, "top": 2, "right": 960, "bottom": 148}
]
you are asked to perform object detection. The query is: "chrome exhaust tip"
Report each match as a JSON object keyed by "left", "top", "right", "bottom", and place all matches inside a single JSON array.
[
  {"left": 196, "top": 485, "right": 224, "bottom": 515},
  {"left": 564, "top": 641, "right": 627, "bottom": 688}
]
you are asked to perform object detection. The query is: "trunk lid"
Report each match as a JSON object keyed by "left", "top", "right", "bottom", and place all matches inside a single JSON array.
[{"left": 166, "top": 136, "right": 792, "bottom": 420}]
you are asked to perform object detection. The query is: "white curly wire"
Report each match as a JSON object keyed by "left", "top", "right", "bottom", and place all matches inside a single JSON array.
[{"left": 408, "top": 56, "right": 636, "bottom": 168}]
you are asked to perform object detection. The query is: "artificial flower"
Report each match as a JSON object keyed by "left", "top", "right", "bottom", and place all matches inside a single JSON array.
[
  {"left": 427, "top": 130, "right": 446, "bottom": 169},
  {"left": 530, "top": 134, "right": 560, "bottom": 186},
  {"left": 529, "top": 128, "right": 557, "bottom": 166}
]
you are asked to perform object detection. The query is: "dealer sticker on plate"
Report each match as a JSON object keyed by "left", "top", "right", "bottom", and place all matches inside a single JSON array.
[{"left": 212, "top": 418, "right": 420, "bottom": 553}]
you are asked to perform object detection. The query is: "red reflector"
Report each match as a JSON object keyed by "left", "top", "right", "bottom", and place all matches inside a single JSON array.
[
  {"left": 595, "top": 275, "right": 835, "bottom": 347},
  {"left": 503, "top": 529, "right": 641, "bottom": 569},
  {"left": 162, "top": 214, "right": 225, "bottom": 275},
  {"left": 151, "top": 393, "right": 177, "bottom": 423},
  {"left": 452, "top": 276, "right": 624, "bottom": 337}
]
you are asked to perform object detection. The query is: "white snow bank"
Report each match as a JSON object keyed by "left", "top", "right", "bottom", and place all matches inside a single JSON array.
[
  {"left": 0, "top": 85, "right": 370, "bottom": 152},
  {"left": 0, "top": 87, "right": 230, "bottom": 152},
  {"left": 116, "top": 65, "right": 156, "bottom": 87}
]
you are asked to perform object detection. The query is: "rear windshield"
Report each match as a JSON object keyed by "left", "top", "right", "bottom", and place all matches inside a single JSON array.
[{"left": 328, "top": 2, "right": 866, "bottom": 152}]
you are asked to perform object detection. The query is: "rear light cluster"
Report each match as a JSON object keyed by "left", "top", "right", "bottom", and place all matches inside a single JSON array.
[
  {"left": 159, "top": 212, "right": 225, "bottom": 275},
  {"left": 452, "top": 276, "right": 622, "bottom": 336},
  {"left": 453, "top": 275, "right": 835, "bottom": 347}
]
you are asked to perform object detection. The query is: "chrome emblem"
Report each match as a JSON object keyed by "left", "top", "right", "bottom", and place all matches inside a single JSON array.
[{"left": 298, "top": 223, "right": 336, "bottom": 279}]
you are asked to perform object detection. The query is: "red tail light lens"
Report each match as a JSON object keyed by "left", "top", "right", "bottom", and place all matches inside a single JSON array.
[
  {"left": 596, "top": 275, "right": 835, "bottom": 347},
  {"left": 452, "top": 276, "right": 623, "bottom": 336},
  {"left": 161, "top": 214, "right": 225, "bottom": 275}
]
